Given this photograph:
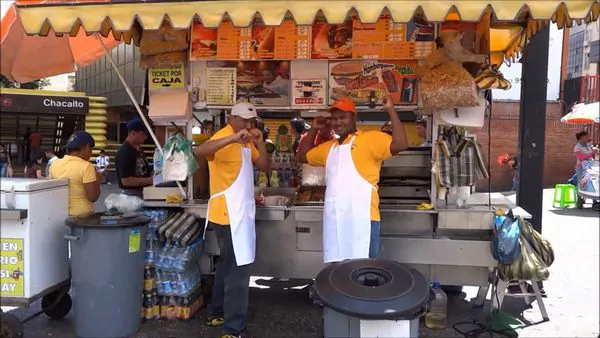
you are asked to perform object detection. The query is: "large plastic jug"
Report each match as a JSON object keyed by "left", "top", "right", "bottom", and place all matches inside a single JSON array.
[{"left": 425, "top": 281, "right": 448, "bottom": 330}]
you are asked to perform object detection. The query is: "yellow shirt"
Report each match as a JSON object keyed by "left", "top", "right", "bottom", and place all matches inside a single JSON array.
[
  {"left": 49, "top": 155, "right": 97, "bottom": 217},
  {"left": 306, "top": 130, "right": 393, "bottom": 221},
  {"left": 208, "top": 125, "right": 259, "bottom": 225}
]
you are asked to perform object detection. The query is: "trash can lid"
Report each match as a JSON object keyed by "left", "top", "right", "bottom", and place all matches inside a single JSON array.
[
  {"left": 66, "top": 211, "right": 151, "bottom": 229},
  {"left": 311, "top": 259, "right": 430, "bottom": 320}
]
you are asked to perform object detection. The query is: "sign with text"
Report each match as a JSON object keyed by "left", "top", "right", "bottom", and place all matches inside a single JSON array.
[
  {"left": 148, "top": 64, "right": 185, "bottom": 90},
  {"left": 292, "top": 79, "right": 327, "bottom": 107},
  {"left": 329, "top": 60, "right": 418, "bottom": 106},
  {"left": 1, "top": 238, "right": 24, "bottom": 297},
  {"left": 0, "top": 93, "right": 89, "bottom": 114}
]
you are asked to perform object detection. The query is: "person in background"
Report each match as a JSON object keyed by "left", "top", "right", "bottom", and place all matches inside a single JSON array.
[
  {"left": 95, "top": 149, "right": 110, "bottom": 185},
  {"left": 290, "top": 117, "right": 309, "bottom": 153},
  {"left": 415, "top": 119, "right": 432, "bottom": 147},
  {"left": 49, "top": 131, "right": 100, "bottom": 217},
  {"left": 381, "top": 121, "right": 392, "bottom": 135},
  {"left": 25, "top": 153, "right": 45, "bottom": 178},
  {"left": 574, "top": 131, "right": 596, "bottom": 186},
  {"left": 45, "top": 149, "right": 58, "bottom": 177},
  {"left": 508, "top": 156, "right": 519, "bottom": 191},
  {"left": 298, "top": 96, "right": 409, "bottom": 262},
  {"left": 116, "top": 119, "right": 153, "bottom": 197},
  {"left": 195, "top": 102, "right": 270, "bottom": 338},
  {"left": 29, "top": 129, "right": 43, "bottom": 161},
  {"left": 298, "top": 114, "right": 335, "bottom": 149},
  {"left": 22, "top": 127, "right": 31, "bottom": 163},
  {"left": 203, "top": 120, "right": 215, "bottom": 135},
  {"left": 0, "top": 144, "right": 12, "bottom": 177}
]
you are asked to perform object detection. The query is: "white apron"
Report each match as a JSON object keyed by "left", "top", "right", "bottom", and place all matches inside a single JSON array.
[
  {"left": 203, "top": 146, "right": 256, "bottom": 266},
  {"left": 323, "top": 136, "right": 375, "bottom": 263}
]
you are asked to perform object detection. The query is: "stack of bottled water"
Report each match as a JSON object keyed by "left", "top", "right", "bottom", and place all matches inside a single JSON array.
[
  {"left": 154, "top": 239, "right": 203, "bottom": 296},
  {"left": 143, "top": 209, "right": 169, "bottom": 265}
]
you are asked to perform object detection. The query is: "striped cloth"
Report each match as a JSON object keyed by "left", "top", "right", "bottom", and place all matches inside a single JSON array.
[{"left": 434, "top": 128, "right": 489, "bottom": 188}]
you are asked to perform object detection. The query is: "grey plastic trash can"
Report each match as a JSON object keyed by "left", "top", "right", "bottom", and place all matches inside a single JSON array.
[
  {"left": 65, "top": 211, "right": 150, "bottom": 338},
  {"left": 310, "top": 259, "right": 430, "bottom": 338}
]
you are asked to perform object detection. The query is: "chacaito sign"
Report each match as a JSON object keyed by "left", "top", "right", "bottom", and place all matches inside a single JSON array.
[
  {"left": 149, "top": 64, "right": 185, "bottom": 90},
  {"left": 0, "top": 93, "right": 89, "bottom": 115}
]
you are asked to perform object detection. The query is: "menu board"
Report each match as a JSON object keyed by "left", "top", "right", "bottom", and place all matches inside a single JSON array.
[
  {"left": 208, "top": 61, "right": 290, "bottom": 106},
  {"left": 274, "top": 19, "right": 310, "bottom": 59},
  {"left": 291, "top": 79, "right": 327, "bottom": 107},
  {"left": 311, "top": 18, "right": 353, "bottom": 59},
  {"left": 217, "top": 21, "right": 252, "bottom": 60},
  {"left": 329, "top": 60, "right": 418, "bottom": 106},
  {"left": 190, "top": 21, "right": 218, "bottom": 60},
  {"left": 352, "top": 16, "right": 435, "bottom": 59},
  {"left": 206, "top": 67, "right": 237, "bottom": 105}
]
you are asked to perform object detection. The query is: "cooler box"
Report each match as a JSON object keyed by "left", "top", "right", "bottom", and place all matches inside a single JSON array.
[{"left": 0, "top": 178, "right": 70, "bottom": 301}]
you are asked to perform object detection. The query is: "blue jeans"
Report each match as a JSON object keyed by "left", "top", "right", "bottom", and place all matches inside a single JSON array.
[
  {"left": 0, "top": 161, "right": 7, "bottom": 177},
  {"left": 370, "top": 221, "right": 381, "bottom": 258},
  {"left": 209, "top": 222, "right": 251, "bottom": 335},
  {"left": 576, "top": 166, "right": 584, "bottom": 188}
]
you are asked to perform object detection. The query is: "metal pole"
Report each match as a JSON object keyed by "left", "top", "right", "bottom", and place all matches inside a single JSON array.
[
  {"left": 517, "top": 26, "right": 550, "bottom": 233},
  {"left": 95, "top": 34, "right": 187, "bottom": 198}
]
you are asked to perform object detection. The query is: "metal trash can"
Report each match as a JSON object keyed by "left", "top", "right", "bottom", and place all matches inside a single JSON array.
[
  {"left": 310, "top": 259, "right": 430, "bottom": 338},
  {"left": 65, "top": 211, "right": 150, "bottom": 338}
]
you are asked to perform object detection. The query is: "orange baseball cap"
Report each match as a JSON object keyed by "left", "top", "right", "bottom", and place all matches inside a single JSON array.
[{"left": 328, "top": 97, "right": 357, "bottom": 114}]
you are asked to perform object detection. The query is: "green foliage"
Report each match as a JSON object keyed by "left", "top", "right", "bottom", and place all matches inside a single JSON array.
[{"left": 0, "top": 74, "right": 51, "bottom": 90}]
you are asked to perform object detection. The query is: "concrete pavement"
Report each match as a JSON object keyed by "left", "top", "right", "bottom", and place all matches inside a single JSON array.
[{"left": 4, "top": 188, "right": 599, "bottom": 337}]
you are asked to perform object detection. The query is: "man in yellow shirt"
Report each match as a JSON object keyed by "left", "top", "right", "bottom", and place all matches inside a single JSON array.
[
  {"left": 298, "top": 97, "right": 409, "bottom": 263},
  {"left": 49, "top": 131, "right": 101, "bottom": 217},
  {"left": 194, "top": 102, "right": 270, "bottom": 338}
]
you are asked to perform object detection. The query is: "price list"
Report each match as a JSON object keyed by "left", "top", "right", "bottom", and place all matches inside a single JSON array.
[
  {"left": 274, "top": 19, "right": 310, "bottom": 59},
  {"left": 206, "top": 68, "right": 237, "bottom": 105},
  {"left": 217, "top": 21, "right": 252, "bottom": 60},
  {"left": 352, "top": 18, "right": 434, "bottom": 59}
]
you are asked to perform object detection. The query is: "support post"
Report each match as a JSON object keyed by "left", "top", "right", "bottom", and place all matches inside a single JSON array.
[{"left": 517, "top": 26, "right": 550, "bottom": 233}]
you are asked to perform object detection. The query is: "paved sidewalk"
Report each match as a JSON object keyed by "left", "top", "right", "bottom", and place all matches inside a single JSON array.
[{"left": 5, "top": 189, "right": 599, "bottom": 337}]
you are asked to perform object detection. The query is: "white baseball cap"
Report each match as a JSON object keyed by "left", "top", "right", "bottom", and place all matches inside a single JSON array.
[{"left": 230, "top": 102, "right": 258, "bottom": 119}]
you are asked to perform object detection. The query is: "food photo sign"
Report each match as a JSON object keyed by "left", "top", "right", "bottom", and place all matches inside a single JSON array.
[
  {"left": 291, "top": 79, "right": 327, "bottom": 107},
  {"left": 329, "top": 60, "right": 419, "bottom": 106},
  {"left": 207, "top": 61, "right": 290, "bottom": 106}
]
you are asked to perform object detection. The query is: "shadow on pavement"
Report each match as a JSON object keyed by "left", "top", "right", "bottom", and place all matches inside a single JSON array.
[{"left": 549, "top": 208, "right": 600, "bottom": 218}]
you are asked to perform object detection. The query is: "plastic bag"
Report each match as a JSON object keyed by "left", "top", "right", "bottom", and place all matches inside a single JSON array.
[
  {"left": 419, "top": 62, "right": 479, "bottom": 111},
  {"left": 519, "top": 216, "right": 554, "bottom": 267},
  {"left": 418, "top": 31, "right": 481, "bottom": 112},
  {"left": 498, "top": 237, "right": 549, "bottom": 282},
  {"left": 491, "top": 213, "right": 521, "bottom": 264},
  {"left": 162, "top": 133, "right": 198, "bottom": 182},
  {"left": 104, "top": 193, "right": 144, "bottom": 212}
]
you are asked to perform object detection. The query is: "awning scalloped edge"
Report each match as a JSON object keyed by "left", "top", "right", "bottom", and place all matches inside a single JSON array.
[{"left": 16, "top": 0, "right": 600, "bottom": 38}]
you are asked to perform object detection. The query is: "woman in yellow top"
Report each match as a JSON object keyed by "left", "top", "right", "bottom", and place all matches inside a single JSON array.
[{"left": 49, "top": 131, "right": 101, "bottom": 217}]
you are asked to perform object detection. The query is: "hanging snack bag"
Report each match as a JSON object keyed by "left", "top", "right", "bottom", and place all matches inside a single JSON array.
[{"left": 418, "top": 31, "right": 484, "bottom": 112}]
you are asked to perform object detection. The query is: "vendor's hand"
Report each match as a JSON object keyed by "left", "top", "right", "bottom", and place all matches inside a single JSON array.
[
  {"left": 232, "top": 129, "right": 252, "bottom": 144},
  {"left": 249, "top": 128, "right": 264, "bottom": 144},
  {"left": 313, "top": 116, "right": 328, "bottom": 131},
  {"left": 383, "top": 95, "right": 395, "bottom": 110}
]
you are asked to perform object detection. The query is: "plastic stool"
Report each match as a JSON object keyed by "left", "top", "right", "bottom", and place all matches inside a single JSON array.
[{"left": 552, "top": 184, "right": 577, "bottom": 208}]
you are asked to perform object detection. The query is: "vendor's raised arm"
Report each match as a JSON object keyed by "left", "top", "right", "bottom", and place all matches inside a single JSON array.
[
  {"left": 383, "top": 96, "right": 409, "bottom": 155},
  {"left": 194, "top": 129, "right": 250, "bottom": 158},
  {"left": 249, "top": 128, "right": 271, "bottom": 172}
]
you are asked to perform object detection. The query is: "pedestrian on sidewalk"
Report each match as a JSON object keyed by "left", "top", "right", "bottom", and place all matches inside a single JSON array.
[{"left": 95, "top": 149, "right": 110, "bottom": 185}]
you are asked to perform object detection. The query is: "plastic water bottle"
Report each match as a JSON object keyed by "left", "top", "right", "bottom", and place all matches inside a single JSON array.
[
  {"left": 425, "top": 281, "right": 448, "bottom": 330},
  {"left": 153, "top": 148, "right": 163, "bottom": 186}
]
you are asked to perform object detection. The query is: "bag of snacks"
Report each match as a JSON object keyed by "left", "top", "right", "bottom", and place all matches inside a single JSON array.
[
  {"left": 418, "top": 31, "right": 484, "bottom": 112},
  {"left": 140, "top": 51, "right": 187, "bottom": 69},
  {"left": 140, "top": 21, "right": 188, "bottom": 56}
]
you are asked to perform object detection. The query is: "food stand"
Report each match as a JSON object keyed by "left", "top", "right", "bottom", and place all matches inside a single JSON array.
[{"left": 4, "top": 0, "right": 599, "bottom": 320}]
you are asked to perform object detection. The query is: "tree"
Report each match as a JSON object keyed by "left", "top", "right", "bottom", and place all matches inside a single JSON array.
[{"left": 0, "top": 74, "right": 51, "bottom": 90}]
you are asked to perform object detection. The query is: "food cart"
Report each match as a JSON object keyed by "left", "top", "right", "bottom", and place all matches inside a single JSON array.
[{"left": 3, "top": 0, "right": 599, "bottom": 321}]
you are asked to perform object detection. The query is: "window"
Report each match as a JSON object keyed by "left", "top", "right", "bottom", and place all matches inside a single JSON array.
[{"left": 566, "top": 31, "right": 585, "bottom": 79}]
